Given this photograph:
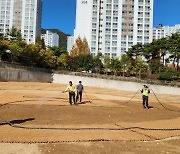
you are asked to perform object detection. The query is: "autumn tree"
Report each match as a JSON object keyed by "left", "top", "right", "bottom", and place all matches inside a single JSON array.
[{"left": 70, "top": 37, "right": 90, "bottom": 56}]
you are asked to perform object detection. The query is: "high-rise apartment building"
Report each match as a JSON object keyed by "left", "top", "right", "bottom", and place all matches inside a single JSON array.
[
  {"left": 41, "top": 30, "right": 59, "bottom": 47},
  {"left": 67, "top": 36, "right": 74, "bottom": 53},
  {"left": 73, "top": 0, "right": 153, "bottom": 57},
  {"left": 0, "top": 0, "right": 42, "bottom": 44},
  {"left": 153, "top": 24, "right": 180, "bottom": 40}
]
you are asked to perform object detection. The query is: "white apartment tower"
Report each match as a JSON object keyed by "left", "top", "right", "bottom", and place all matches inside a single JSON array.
[
  {"left": 0, "top": 0, "right": 42, "bottom": 44},
  {"left": 41, "top": 30, "right": 59, "bottom": 47},
  {"left": 74, "top": 0, "right": 153, "bottom": 57},
  {"left": 67, "top": 36, "right": 74, "bottom": 52},
  {"left": 153, "top": 24, "right": 180, "bottom": 40}
]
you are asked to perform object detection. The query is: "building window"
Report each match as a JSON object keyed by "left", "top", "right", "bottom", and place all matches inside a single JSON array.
[
  {"left": 112, "top": 53, "right": 117, "bottom": 57},
  {"left": 112, "top": 41, "right": 117, "bottom": 46},
  {"left": 105, "top": 53, "right": 110, "bottom": 56},
  {"left": 121, "top": 41, "right": 126, "bottom": 46}
]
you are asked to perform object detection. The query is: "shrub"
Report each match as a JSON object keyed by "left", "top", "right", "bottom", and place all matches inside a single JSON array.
[{"left": 158, "top": 71, "right": 174, "bottom": 81}]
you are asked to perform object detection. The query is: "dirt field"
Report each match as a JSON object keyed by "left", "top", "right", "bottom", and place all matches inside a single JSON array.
[{"left": 0, "top": 82, "right": 180, "bottom": 154}]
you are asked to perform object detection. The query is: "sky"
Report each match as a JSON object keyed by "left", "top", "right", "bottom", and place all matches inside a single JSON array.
[{"left": 42, "top": 0, "right": 180, "bottom": 35}]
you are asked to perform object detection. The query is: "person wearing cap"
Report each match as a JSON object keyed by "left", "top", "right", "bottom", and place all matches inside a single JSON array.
[
  {"left": 76, "top": 81, "right": 84, "bottom": 103},
  {"left": 63, "top": 81, "right": 77, "bottom": 105},
  {"left": 141, "top": 85, "right": 150, "bottom": 109}
]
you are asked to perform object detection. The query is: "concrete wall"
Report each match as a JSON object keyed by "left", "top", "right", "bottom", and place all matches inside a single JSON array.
[
  {"left": 53, "top": 74, "right": 180, "bottom": 95},
  {"left": 0, "top": 68, "right": 52, "bottom": 82}
]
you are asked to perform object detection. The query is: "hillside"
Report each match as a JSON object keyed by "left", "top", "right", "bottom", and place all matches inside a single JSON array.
[{"left": 41, "top": 28, "right": 70, "bottom": 48}]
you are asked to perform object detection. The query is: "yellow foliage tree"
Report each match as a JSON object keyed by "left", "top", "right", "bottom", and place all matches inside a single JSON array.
[{"left": 70, "top": 37, "right": 90, "bottom": 57}]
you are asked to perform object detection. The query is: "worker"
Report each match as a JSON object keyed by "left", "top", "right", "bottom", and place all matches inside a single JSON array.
[
  {"left": 63, "top": 81, "right": 77, "bottom": 106},
  {"left": 141, "top": 85, "right": 150, "bottom": 109},
  {"left": 76, "top": 81, "right": 84, "bottom": 103}
]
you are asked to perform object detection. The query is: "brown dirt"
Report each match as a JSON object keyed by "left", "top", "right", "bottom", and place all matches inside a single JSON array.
[{"left": 0, "top": 82, "right": 180, "bottom": 154}]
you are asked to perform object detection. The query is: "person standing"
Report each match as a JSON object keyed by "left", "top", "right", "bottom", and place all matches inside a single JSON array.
[
  {"left": 63, "top": 81, "right": 77, "bottom": 105},
  {"left": 141, "top": 85, "right": 150, "bottom": 109},
  {"left": 76, "top": 81, "right": 84, "bottom": 103}
]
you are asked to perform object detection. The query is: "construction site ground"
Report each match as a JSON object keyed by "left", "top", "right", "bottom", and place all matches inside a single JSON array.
[{"left": 0, "top": 82, "right": 180, "bottom": 154}]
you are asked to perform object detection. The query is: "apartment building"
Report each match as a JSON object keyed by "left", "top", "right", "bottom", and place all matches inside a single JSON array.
[
  {"left": 41, "top": 30, "right": 59, "bottom": 47},
  {"left": 153, "top": 24, "right": 180, "bottom": 40},
  {"left": 73, "top": 0, "right": 153, "bottom": 57},
  {"left": 0, "top": 0, "right": 42, "bottom": 44},
  {"left": 67, "top": 35, "right": 74, "bottom": 53}
]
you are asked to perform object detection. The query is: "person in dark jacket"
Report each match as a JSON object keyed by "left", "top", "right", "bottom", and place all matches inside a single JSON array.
[
  {"left": 76, "top": 81, "right": 84, "bottom": 103},
  {"left": 141, "top": 85, "right": 150, "bottom": 109}
]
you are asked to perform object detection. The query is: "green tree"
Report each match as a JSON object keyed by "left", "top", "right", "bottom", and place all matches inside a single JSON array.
[
  {"left": 49, "top": 46, "right": 68, "bottom": 57},
  {"left": 0, "top": 33, "right": 4, "bottom": 40},
  {"left": 120, "top": 54, "right": 131, "bottom": 77},
  {"left": 18, "top": 43, "right": 42, "bottom": 66},
  {"left": 69, "top": 55, "right": 94, "bottom": 71},
  {"left": 143, "top": 40, "right": 162, "bottom": 74},
  {"left": 109, "top": 58, "right": 121, "bottom": 75},
  {"left": 7, "top": 26, "right": 22, "bottom": 41},
  {"left": 8, "top": 40, "right": 26, "bottom": 62},
  {"left": 130, "top": 57, "right": 148, "bottom": 78},
  {"left": 167, "top": 33, "right": 180, "bottom": 70},
  {"left": 93, "top": 52, "right": 104, "bottom": 72},
  {"left": 0, "top": 40, "right": 9, "bottom": 61},
  {"left": 57, "top": 53, "right": 70, "bottom": 69},
  {"left": 36, "top": 37, "right": 46, "bottom": 49},
  {"left": 103, "top": 56, "right": 111, "bottom": 73}
]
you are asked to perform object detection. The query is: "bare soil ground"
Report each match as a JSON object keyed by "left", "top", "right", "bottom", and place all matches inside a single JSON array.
[{"left": 0, "top": 82, "right": 180, "bottom": 154}]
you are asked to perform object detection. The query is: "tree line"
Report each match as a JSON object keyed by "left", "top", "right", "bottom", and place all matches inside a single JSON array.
[{"left": 0, "top": 27, "right": 179, "bottom": 81}]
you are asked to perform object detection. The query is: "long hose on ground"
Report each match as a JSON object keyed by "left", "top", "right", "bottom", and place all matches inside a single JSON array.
[
  {"left": 0, "top": 115, "right": 180, "bottom": 131},
  {"left": 0, "top": 89, "right": 180, "bottom": 131},
  {"left": 150, "top": 89, "right": 180, "bottom": 112}
]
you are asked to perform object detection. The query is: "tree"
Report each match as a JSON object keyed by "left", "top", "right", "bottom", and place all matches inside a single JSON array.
[
  {"left": 120, "top": 54, "right": 131, "bottom": 77},
  {"left": 127, "top": 44, "right": 144, "bottom": 60},
  {"left": 143, "top": 40, "right": 162, "bottom": 74},
  {"left": 109, "top": 58, "right": 121, "bottom": 75},
  {"left": 103, "top": 56, "right": 111, "bottom": 73},
  {"left": 70, "top": 37, "right": 90, "bottom": 56},
  {"left": 18, "top": 43, "right": 42, "bottom": 66},
  {"left": 0, "top": 40, "right": 9, "bottom": 61},
  {"left": 167, "top": 33, "right": 180, "bottom": 70},
  {"left": 93, "top": 52, "right": 104, "bottom": 72},
  {"left": 0, "top": 33, "right": 4, "bottom": 40},
  {"left": 39, "top": 49, "right": 57, "bottom": 68},
  {"left": 8, "top": 40, "right": 27, "bottom": 62},
  {"left": 69, "top": 55, "right": 94, "bottom": 71},
  {"left": 7, "top": 26, "right": 22, "bottom": 41},
  {"left": 57, "top": 53, "right": 70, "bottom": 69},
  {"left": 49, "top": 46, "right": 68, "bottom": 57},
  {"left": 130, "top": 57, "right": 148, "bottom": 78},
  {"left": 36, "top": 36, "right": 46, "bottom": 49}
]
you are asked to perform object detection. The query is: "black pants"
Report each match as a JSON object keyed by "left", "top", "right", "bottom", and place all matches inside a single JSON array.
[
  {"left": 76, "top": 91, "right": 82, "bottom": 102},
  {"left": 142, "top": 95, "right": 149, "bottom": 108},
  {"left": 69, "top": 92, "right": 76, "bottom": 105}
]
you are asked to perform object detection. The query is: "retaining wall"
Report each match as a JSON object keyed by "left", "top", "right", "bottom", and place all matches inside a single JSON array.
[
  {"left": 53, "top": 74, "right": 180, "bottom": 95},
  {"left": 0, "top": 68, "right": 52, "bottom": 82}
]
